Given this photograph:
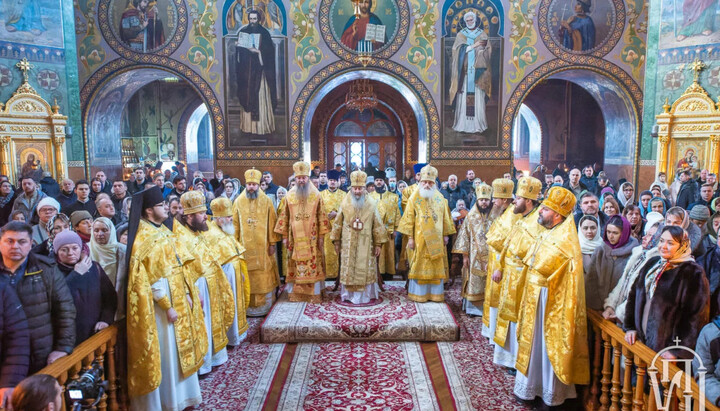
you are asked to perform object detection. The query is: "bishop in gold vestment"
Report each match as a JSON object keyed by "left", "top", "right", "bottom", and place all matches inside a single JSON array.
[
  {"left": 493, "top": 177, "right": 543, "bottom": 369},
  {"left": 331, "top": 171, "right": 387, "bottom": 304},
  {"left": 452, "top": 182, "right": 493, "bottom": 315},
  {"left": 208, "top": 197, "right": 251, "bottom": 346},
  {"left": 514, "top": 186, "right": 589, "bottom": 406},
  {"left": 175, "top": 191, "right": 235, "bottom": 376},
  {"left": 482, "top": 178, "right": 516, "bottom": 338},
  {"left": 320, "top": 170, "right": 345, "bottom": 279},
  {"left": 397, "top": 165, "right": 456, "bottom": 302},
  {"left": 368, "top": 170, "right": 400, "bottom": 277},
  {"left": 233, "top": 169, "right": 281, "bottom": 316},
  {"left": 127, "top": 186, "right": 207, "bottom": 411},
  {"left": 275, "top": 161, "right": 332, "bottom": 303},
  {"left": 398, "top": 163, "right": 425, "bottom": 271}
]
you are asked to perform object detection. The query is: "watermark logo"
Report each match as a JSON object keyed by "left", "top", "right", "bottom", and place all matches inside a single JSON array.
[{"left": 648, "top": 337, "right": 706, "bottom": 411}]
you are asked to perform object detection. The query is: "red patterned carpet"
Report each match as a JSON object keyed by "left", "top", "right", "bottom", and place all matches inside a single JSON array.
[{"left": 199, "top": 282, "right": 534, "bottom": 410}]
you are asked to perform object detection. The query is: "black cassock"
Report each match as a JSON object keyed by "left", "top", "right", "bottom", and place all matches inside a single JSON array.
[{"left": 236, "top": 24, "right": 277, "bottom": 125}]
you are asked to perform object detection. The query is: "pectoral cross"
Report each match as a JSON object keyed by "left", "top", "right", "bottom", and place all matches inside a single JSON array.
[{"left": 294, "top": 212, "right": 310, "bottom": 221}]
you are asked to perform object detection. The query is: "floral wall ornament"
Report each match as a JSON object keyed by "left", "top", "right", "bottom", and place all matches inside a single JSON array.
[
  {"left": 291, "top": 0, "right": 323, "bottom": 94},
  {"left": 403, "top": 0, "right": 439, "bottom": 93},
  {"left": 183, "top": 0, "right": 220, "bottom": 92},
  {"left": 619, "top": 0, "right": 646, "bottom": 79},
  {"left": 505, "top": 0, "right": 541, "bottom": 94},
  {"left": 76, "top": 0, "right": 106, "bottom": 77}
]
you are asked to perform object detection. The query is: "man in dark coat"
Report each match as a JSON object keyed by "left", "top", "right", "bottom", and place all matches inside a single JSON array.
[
  {"left": 677, "top": 169, "right": 699, "bottom": 210},
  {"left": 55, "top": 179, "right": 76, "bottom": 212},
  {"left": 38, "top": 172, "right": 60, "bottom": 199},
  {"left": 440, "top": 174, "right": 468, "bottom": 210},
  {"left": 699, "top": 238, "right": 720, "bottom": 318},
  {"left": 0, "top": 222, "right": 75, "bottom": 373},
  {"left": 0, "top": 276, "right": 30, "bottom": 405}
]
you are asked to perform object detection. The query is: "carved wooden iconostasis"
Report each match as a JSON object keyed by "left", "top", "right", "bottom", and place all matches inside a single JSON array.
[
  {"left": 0, "top": 59, "right": 68, "bottom": 184},
  {"left": 655, "top": 60, "right": 720, "bottom": 183}
]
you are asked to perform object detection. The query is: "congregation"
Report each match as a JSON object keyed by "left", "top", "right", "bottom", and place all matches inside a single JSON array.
[{"left": 2, "top": 158, "right": 720, "bottom": 410}]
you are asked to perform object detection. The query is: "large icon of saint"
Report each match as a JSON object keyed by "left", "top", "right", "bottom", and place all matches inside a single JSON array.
[
  {"left": 340, "top": 0, "right": 386, "bottom": 50},
  {"left": 120, "top": 0, "right": 166, "bottom": 52},
  {"left": 448, "top": 11, "right": 492, "bottom": 134},
  {"left": 559, "top": 0, "right": 596, "bottom": 51},
  {"left": 236, "top": 9, "right": 277, "bottom": 136}
]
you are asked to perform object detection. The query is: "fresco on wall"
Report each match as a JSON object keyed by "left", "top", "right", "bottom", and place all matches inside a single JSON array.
[
  {"left": 225, "top": 0, "right": 284, "bottom": 35},
  {"left": 660, "top": 0, "right": 720, "bottom": 49},
  {"left": 329, "top": 0, "right": 399, "bottom": 53},
  {"left": 110, "top": 0, "right": 178, "bottom": 53},
  {"left": 224, "top": 6, "right": 288, "bottom": 147},
  {"left": 442, "top": 10, "right": 502, "bottom": 149},
  {"left": 0, "top": 0, "right": 64, "bottom": 47},
  {"left": 547, "top": 0, "right": 615, "bottom": 52}
]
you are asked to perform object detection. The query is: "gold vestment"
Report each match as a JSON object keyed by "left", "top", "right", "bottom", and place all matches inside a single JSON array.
[
  {"left": 126, "top": 220, "right": 207, "bottom": 397},
  {"left": 232, "top": 190, "right": 281, "bottom": 307},
  {"left": 483, "top": 206, "right": 520, "bottom": 327},
  {"left": 320, "top": 188, "right": 345, "bottom": 279},
  {"left": 398, "top": 184, "right": 418, "bottom": 269},
  {"left": 515, "top": 217, "right": 589, "bottom": 385},
  {"left": 452, "top": 206, "right": 493, "bottom": 302},
  {"left": 369, "top": 190, "right": 400, "bottom": 275}
]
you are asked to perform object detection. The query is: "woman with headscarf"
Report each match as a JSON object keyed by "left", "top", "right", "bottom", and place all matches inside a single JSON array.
[
  {"left": 665, "top": 206, "right": 706, "bottom": 257},
  {"left": 90, "top": 217, "right": 128, "bottom": 319},
  {"left": 275, "top": 186, "right": 287, "bottom": 210},
  {"left": 616, "top": 182, "right": 635, "bottom": 210},
  {"left": 648, "top": 196, "right": 667, "bottom": 216},
  {"left": 579, "top": 215, "right": 603, "bottom": 270},
  {"left": 624, "top": 225, "right": 709, "bottom": 358},
  {"left": 602, "top": 212, "right": 664, "bottom": 325},
  {"left": 220, "top": 178, "right": 241, "bottom": 203},
  {"left": 54, "top": 230, "right": 117, "bottom": 344},
  {"left": 622, "top": 204, "right": 645, "bottom": 243},
  {"left": 31, "top": 213, "right": 70, "bottom": 258},
  {"left": 703, "top": 212, "right": 720, "bottom": 252},
  {"left": 585, "top": 215, "right": 639, "bottom": 311},
  {"left": 638, "top": 190, "right": 654, "bottom": 218}
]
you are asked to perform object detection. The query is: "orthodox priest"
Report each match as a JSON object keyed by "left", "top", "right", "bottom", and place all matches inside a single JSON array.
[
  {"left": 236, "top": 9, "right": 277, "bottom": 135},
  {"left": 233, "top": 168, "right": 280, "bottom": 316},
  {"left": 452, "top": 182, "right": 493, "bottom": 315},
  {"left": 493, "top": 176, "right": 542, "bottom": 369},
  {"left": 207, "top": 197, "right": 250, "bottom": 346},
  {"left": 514, "top": 186, "right": 589, "bottom": 406},
  {"left": 274, "top": 161, "right": 332, "bottom": 303},
  {"left": 126, "top": 186, "right": 207, "bottom": 410},
  {"left": 397, "top": 164, "right": 456, "bottom": 302},
  {"left": 320, "top": 169, "right": 345, "bottom": 279},
  {"left": 482, "top": 178, "right": 516, "bottom": 341},
  {"left": 175, "top": 191, "right": 235, "bottom": 376},
  {"left": 448, "top": 11, "right": 492, "bottom": 134},
  {"left": 330, "top": 170, "right": 387, "bottom": 304},
  {"left": 369, "top": 170, "right": 401, "bottom": 280},
  {"left": 399, "top": 163, "right": 426, "bottom": 272}
]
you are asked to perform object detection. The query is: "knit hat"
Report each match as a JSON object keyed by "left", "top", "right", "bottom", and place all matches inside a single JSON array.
[
  {"left": 644, "top": 211, "right": 665, "bottom": 235},
  {"left": 70, "top": 210, "right": 93, "bottom": 228},
  {"left": 37, "top": 197, "right": 60, "bottom": 212},
  {"left": 690, "top": 205, "right": 711, "bottom": 222},
  {"left": 53, "top": 230, "right": 82, "bottom": 253}
]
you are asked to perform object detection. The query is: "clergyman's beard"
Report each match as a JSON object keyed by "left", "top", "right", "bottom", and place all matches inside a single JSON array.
[
  {"left": 352, "top": 193, "right": 365, "bottom": 210},
  {"left": 185, "top": 215, "right": 208, "bottom": 232},
  {"left": 477, "top": 202, "right": 491, "bottom": 215},
  {"left": 296, "top": 183, "right": 309, "bottom": 200},
  {"left": 246, "top": 189, "right": 258, "bottom": 200},
  {"left": 220, "top": 222, "right": 235, "bottom": 236},
  {"left": 419, "top": 185, "right": 435, "bottom": 199},
  {"left": 375, "top": 185, "right": 386, "bottom": 194},
  {"left": 488, "top": 203, "right": 505, "bottom": 219}
]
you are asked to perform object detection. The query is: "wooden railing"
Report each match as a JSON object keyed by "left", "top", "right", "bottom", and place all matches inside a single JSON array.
[
  {"left": 586, "top": 310, "right": 719, "bottom": 411},
  {"left": 36, "top": 324, "right": 121, "bottom": 411}
]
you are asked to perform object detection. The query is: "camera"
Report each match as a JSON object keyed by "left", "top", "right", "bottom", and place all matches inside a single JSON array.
[{"left": 66, "top": 361, "right": 107, "bottom": 404}]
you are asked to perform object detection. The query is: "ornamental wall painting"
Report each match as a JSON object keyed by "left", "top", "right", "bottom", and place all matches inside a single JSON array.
[
  {"left": 328, "top": 0, "right": 400, "bottom": 54},
  {"left": 0, "top": 0, "right": 64, "bottom": 48},
  {"left": 660, "top": 0, "right": 720, "bottom": 49},
  {"left": 546, "top": 0, "right": 616, "bottom": 53},
  {"left": 109, "top": 0, "right": 179, "bottom": 53},
  {"left": 441, "top": 2, "right": 503, "bottom": 149},
  {"left": 223, "top": 1, "right": 289, "bottom": 148}
]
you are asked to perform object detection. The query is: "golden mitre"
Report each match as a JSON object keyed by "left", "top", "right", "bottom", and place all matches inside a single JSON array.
[
  {"left": 491, "top": 178, "right": 514, "bottom": 199},
  {"left": 542, "top": 186, "right": 577, "bottom": 217},
  {"left": 350, "top": 170, "right": 367, "bottom": 187},
  {"left": 180, "top": 191, "right": 206, "bottom": 215},
  {"left": 516, "top": 176, "right": 542, "bottom": 200},
  {"left": 420, "top": 164, "right": 438, "bottom": 182},
  {"left": 210, "top": 197, "right": 233, "bottom": 218},
  {"left": 245, "top": 168, "right": 262, "bottom": 185},
  {"left": 293, "top": 161, "right": 311, "bottom": 177},
  {"left": 476, "top": 183, "right": 492, "bottom": 200}
]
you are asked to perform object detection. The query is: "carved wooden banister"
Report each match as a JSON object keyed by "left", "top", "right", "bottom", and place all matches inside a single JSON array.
[
  {"left": 35, "top": 324, "right": 120, "bottom": 411},
  {"left": 587, "top": 310, "right": 720, "bottom": 411}
]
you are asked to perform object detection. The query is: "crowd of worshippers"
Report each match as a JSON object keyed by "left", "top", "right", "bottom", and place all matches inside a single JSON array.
[{"left": 2, "top": 159, "right": 720, "bottom": 409}]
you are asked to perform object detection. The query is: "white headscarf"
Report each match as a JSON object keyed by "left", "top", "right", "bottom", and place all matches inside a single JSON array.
[
  {"left": 90, "top": 217, "right": 126, "bottom": 286},
  {"left": 616, "top": 182, "right": 635, "bottom": 208},
  {"left": 578, "top": 215, "right": 603, "bottom": 255}
]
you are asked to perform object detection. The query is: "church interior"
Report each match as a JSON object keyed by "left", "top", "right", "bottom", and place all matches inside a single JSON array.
[{"left": 2, "top": 0, "right": 720, "bottom": 408}]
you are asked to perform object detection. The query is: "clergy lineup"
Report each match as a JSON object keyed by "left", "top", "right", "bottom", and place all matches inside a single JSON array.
[{"left": 125, "top": 161, "right": 588, "bottom": 410}]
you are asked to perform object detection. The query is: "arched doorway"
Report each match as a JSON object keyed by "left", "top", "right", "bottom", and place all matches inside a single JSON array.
[
  {"left": 509, "top": 68, "right": 640, "bottom": 184},
  {"left": 83, "top": 67, "right": 213, "bottom": 180}
]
